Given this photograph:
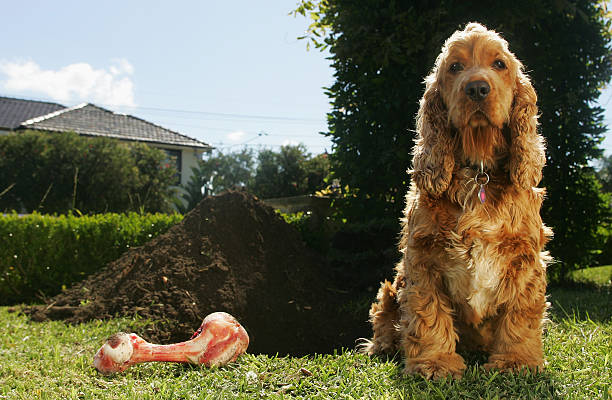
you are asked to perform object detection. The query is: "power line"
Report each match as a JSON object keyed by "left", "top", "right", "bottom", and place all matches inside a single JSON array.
[
  {"left": 137, "top": 113, "right": 324, "bottom": 126},
  {"left": 144, "top": 120, "right": 327, "bottom": 138},
  {"left": 119, "top": 104, "right": 324, "bottom": 123},
  {"left": 211, "top": 141, "right": 330, "bottom": 151},
  {"left": 1, "top": 92, "right": 327, "bottom": 124}
]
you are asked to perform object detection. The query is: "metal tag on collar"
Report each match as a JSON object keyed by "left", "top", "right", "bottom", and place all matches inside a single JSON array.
[{"left": 475, "top": 161, "right": 489, "bottom": 204}]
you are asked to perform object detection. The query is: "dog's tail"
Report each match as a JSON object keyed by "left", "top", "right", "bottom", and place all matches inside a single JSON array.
[{"left": 355, "top": 337, "right": 374, "bottom": 354}]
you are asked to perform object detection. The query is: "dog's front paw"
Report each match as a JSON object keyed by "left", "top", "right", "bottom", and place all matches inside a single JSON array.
[
  {"left": 404, "top": 352, "right": 466, "bottom": 380},
  {"left": 484, "top": 353, "right": 543, "bottom": 373}
]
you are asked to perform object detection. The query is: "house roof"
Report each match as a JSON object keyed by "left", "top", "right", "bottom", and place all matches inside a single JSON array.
[
  {"left": 0, "top": 96, "right": 66, "bottom": 130},
  {"left": 21, "top": 103, "right": 211, "bottom": 149}
]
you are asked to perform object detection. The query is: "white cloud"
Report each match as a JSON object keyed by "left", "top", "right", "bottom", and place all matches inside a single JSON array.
[
  {"left": 227, "top": 131, "right": 246, "bottom": 142},
  {"left": 110, "top": 58, "right": 134, "bottom": 75},
  {"left": 0, "top": 59, "right": 136, "bottom": 107}
]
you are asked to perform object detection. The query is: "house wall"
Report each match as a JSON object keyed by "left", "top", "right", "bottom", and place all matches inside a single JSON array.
[{"left": 180, "top": 147, "right": 205, "bottom": 186}]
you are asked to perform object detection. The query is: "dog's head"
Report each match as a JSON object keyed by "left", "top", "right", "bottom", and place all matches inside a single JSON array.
[
  {"left": 437, "top": 23, "right": 519, "bottom": 133},
  {"left": 412, "top": 23, "right": 545, "bottom": 196}
]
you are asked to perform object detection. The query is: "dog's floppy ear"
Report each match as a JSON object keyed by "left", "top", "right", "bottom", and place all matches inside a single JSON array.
[
  {"left": 508, "top": 71, "right": 546, "bottom": 189},
  {"left": 411, "top": 76, "right": 455, "bottom": 197}
]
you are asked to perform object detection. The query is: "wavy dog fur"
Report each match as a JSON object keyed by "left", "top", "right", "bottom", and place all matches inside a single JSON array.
[{"left": 363, "top": 23, "right": 551, "bottom": 379}]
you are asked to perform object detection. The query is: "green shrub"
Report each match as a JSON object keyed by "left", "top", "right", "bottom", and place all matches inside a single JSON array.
[
  {"left": 0, "top": 212, "right": 182, "bottom": 304},
  {"left": 0, "top": 130, "right": 178, "bottom": 214},
  {"left": 279, "top": 210, "right": 398, "bottom": 291},
  {"left": 277, "top": 211, "right": 332, "bottom": 254}
]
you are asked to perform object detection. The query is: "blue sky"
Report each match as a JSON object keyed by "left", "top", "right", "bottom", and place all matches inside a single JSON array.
[
  {"left": 0, "top": 1, "right": 334, "bottom": 154},
  {"left": 1, "top": 1, "right": 611, "bottom": 157}
]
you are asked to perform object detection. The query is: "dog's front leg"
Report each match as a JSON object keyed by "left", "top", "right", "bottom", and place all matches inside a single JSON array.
[
  {"left": 484, "top": 257, "right": 548, "bottom": 372},
  {"left": 398, "top": 263, "right": 466, "bottom": 379}
]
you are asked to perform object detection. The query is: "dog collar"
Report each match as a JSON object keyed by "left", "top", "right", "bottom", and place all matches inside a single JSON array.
[{"left": 474, "top": 161, "right": 490, "bottom": 203}]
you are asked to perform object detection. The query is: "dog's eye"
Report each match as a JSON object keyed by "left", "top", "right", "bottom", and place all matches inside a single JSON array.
[
  {"left": 449, "top": 62, "right": 464, "bottom": 73},
  {"left": 493, "top": 59, "right": 506, "bottom": 70}
]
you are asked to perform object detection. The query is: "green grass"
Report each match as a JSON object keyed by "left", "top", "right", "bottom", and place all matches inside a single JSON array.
[
  {"left": 569, "top": 265, "right": 612, "bottom": 286},
  {"left": 1, "top": 284, "right": 610, "bottom": 399}
]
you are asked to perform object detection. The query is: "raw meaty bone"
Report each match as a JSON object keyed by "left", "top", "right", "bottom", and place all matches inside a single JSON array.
[{"left": 93, "top": 312, "right": 249, "bottom": 375}]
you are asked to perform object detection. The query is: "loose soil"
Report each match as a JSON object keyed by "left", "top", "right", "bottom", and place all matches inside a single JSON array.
[{"left": 26, "top": 191, "right": 368, "bottom": 355}]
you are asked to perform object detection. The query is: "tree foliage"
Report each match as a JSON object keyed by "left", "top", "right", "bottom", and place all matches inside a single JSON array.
[
  {"left": 178, "top": 145, "right": 331, "bottom": 212},
  {"left": 0, "top": 130, "right": 177, "bottom": 214},
  {"left": 296, "top": 0, "right": 612, "bottom": 277},
  {"left": 201, "top": 148, "right": 256, "bottom": 194},
  {"left": 175, "top": 148, "right": 256, "bottom": 212},
  {"left": 251, "top": 144, "right": 330, "bottom": 198}
]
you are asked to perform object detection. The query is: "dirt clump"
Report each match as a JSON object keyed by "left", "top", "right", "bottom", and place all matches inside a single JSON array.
[{"left": 26, "top": 191, "right": 364, "bottom": 355}]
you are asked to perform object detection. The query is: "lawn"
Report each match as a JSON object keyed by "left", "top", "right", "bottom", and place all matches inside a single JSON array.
[
  {"left": 0, "top": 274, "right": 610, "bottom": 399},
  {"left": 569, "top": 265, "right": 612, "bottom": 286}
]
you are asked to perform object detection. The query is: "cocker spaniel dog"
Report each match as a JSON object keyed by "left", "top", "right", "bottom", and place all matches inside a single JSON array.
[{"left": 363, "top": 23, "right": 551, "bottom": 379}]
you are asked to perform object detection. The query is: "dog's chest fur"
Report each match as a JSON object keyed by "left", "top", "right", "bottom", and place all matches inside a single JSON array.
[
  {"left": 444, "top": 236, "right": 501, "bottom": 321},
  {"left": 441, "top": 174, "right": 507, "bottom": 321}
]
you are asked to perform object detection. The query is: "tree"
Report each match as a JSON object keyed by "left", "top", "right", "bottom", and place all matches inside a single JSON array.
[
  {"left": 176, "top": 148, "right": 256, "bottom": 212},
  {"left": 128, "top": 143, "right": 179, "bottom": 213},
  {"left": 296, "top": 0, "right": 612, "bottom": 278},
  {"left": 251, "top": 148, "right": 283, "bottom": 198},
  {"left": 251, "top": 144, "right": 330, "bottom": 198},
  {"left": 304, "top": 153, "right": 332, "bottom": 194},
  {"left": 178, "top": 145, "right": 331, "bottom": 212},
  {"left": 0, "top": 131, "right": 177, "bottom": 214},
  {"left": 199, "top": 148, "right": 256, "bottom": 194},
  {"left": 252, "top": 145, "right": 309, "bottom": 198}
]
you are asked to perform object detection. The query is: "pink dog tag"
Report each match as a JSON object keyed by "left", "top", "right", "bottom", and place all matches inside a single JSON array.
[
  {"left": 479, "top": 185, "right": 486, "bottom": 203},
  {"left": 475, "top": 161, "right": 489, "bottom": 204}
]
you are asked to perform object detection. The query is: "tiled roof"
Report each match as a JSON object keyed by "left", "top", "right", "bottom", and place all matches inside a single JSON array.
[
  {"left": 21, "top": 103, "right": 211, "bottom": 149},
  {"left": 0, "top": 96, "right": 65, "bottom": 130}
]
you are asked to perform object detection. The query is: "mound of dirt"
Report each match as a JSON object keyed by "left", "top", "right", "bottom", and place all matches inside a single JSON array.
[{"left": 27, "top": 191, "right": 365, "bottom": 355}]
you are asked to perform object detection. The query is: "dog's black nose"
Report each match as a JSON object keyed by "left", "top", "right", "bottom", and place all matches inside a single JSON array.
[{"left": 465, "top": 80, "right": 490, "bottom": 101}]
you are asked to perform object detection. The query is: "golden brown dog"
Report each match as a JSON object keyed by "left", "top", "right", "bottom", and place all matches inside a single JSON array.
[{"left": 363, "top": 22, "right": 551, "bottom": 379}]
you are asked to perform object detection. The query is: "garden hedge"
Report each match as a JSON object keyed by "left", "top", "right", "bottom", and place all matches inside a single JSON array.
[{"left": 0, "top": 212, "right": 182, "bottom": 304}]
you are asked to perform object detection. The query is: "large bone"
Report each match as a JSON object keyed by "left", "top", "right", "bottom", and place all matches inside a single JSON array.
[{"left": 93, "top": 312, "right": 249, "bottom": 374}]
